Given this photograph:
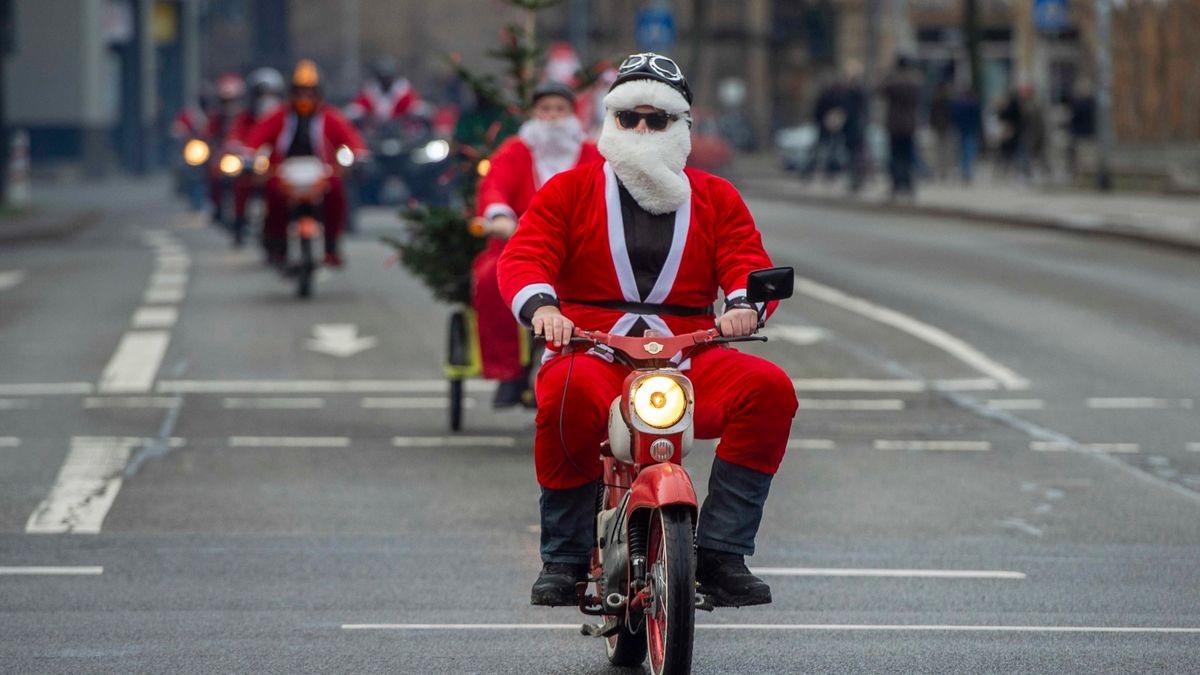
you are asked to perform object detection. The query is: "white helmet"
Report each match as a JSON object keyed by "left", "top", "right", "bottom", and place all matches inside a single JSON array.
[{"left": 247, "top": 67, "right": 286, "bottom": 97}]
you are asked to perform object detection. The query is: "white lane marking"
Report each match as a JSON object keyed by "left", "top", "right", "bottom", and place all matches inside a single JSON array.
[
  {"left": 1188, "top": 443, "right": 1200, "bottom": 453},
  {"left": 131, "top": 306, "right": 179, "bottom": 329},
  {"left": 875, "top": 440, "right": 991, "bottom": 452},
  {"left": 1086, "top": 397, "right": 1193, "bottom": 410},
  {"left": 149, "top": 272, "right": 188, "bottom": 288},
  {"left": 0, "top": 566, "right": 103, "bottom": 575},
  {"left": 1031, "top": 441, "right": 1140, "bottom": 454},
  {"left": 793, "top": 379, "right": 926, "bottom": 392},
  {"left": 84, "top": 396, "right": 179, "bottom": 409},
  {"left": 97, "top": 331, "right": 171, "bottom": 394},
  {"left": 229, "top": 436, "right": 350, "bottom": 448},
  {"left": 794, "top": 276, "right": 1029, "bottom": 390},
  {"left": 751, "top": 568, "right": 1026, "bottom": 580},
  {"left": 306, "top": 324, "right": 379, "bottom": 358},
  {"left": 158, "top": 380, "right": 499, "bottom": 394},
  {"left": 393, "top": 436, "right": 516, "bottom": 448},
  {"left": 155, "top": 256, "right": 191, "bottom": 270},
  {"left": 26, "top": 436, "right": 139, "bottom": 534},
  {"left": 0, "top": 383, "right": 93, "bottom": 396},
  {"left": 987, "top": 399, "right": 1045, "bottom": 411},
  {"left": 764, "top": 325, "right": 826, "bottom": 346},
  {"left": 222, "top": 397, "right": 327, "bottom": 409},
  {"left": 787, "top": 439, "right": 836, "bottom": 450},
  {"left": 362, "top": 397, "right": 477, "bottom": 409},
  {"left": 933, "top": 378, "right": 1002, "bottom": 392},
  {"left": 341, "top": 623, "right": 1200, "bottom": 634},
  {"left": 0, "top": 399, "right": 31, "bottom": 410},
  {"left": 797, "top": 399, "right": 905, "bottom": 411},
  {"left": 0, "top": 437, "right": 20, "bottom": 447},
  {"left": 0, "top": 270, "right": 26, "bottom": 291},
  {"left": 144, "top": 287, "right": 185, "bottom": 304}
]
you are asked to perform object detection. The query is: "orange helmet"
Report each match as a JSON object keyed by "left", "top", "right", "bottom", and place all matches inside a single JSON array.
[{"left": 292, "top": 59, "right": 321, "bottom": 89}]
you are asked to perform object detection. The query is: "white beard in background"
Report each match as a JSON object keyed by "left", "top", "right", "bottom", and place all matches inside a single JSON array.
[
  {"left": 519, "top": 116, "right": 585, "bottom": 183},
  {"left": 596, "top": 112, "right": 691, "bottom": 214}
]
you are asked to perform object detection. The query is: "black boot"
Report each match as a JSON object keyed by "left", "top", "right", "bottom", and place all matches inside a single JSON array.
[
  {"left": 695, "top": 457, "right": 775, "bottom": 607},
  {"left": 696, "top": 548, "right": 772, "bottom": 607},
  {"left": 532, "top": 482, "right": 598, "bottom": 606},
  {"left": 492, "top": 377, "right": 527, "bottom": 408}
]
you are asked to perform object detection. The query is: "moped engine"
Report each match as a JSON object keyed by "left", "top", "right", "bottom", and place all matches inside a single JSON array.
[{"left": 596, "top": 492, "right": 630, "bottom": 602}]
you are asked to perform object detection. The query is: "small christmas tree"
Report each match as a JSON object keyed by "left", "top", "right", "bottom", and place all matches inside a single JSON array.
[{"left": 384, "top": 0, "right": 568, "bottom": 305}]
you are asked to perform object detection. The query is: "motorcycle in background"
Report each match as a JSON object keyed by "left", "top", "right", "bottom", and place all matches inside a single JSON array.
[
  {"left": 355, "top": 117, "right": 452, "bottom": 206},
  {"left": 178, "top": 138, "right": 211, "bottom": 211},
  {"left": 273, "top": 151, "right": 347, "bottom": 299}
]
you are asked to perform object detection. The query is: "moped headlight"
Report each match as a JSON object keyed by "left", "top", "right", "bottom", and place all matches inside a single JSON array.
[
  {"left": 336, "top": 145, "right": 356, "bottom": 168},
  {"left": 632, "top": 375, "right": 687, "bottom": 430},
  {"left": 219, "top": 153, "right": 244, "bottom": 176},
  {"left": 183, "top": 139, "right": 210, "bottom": 166}
]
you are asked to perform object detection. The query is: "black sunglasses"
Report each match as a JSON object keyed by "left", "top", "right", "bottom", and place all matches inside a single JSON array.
[{"left": 614, "top": 110, "right": 678, "bottom": 131}]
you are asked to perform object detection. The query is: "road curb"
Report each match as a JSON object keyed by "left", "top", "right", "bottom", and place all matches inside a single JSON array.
[{"left": 739, "top": 182, "right": 1200, "bottom": 254}]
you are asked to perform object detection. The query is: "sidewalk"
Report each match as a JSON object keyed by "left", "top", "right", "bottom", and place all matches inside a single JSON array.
[
  {"left": 0, "top": 175, "right": 173, "bottom": 245},
  {"left": 734, "top": 155, "right": 1200, "bottom": 251}
]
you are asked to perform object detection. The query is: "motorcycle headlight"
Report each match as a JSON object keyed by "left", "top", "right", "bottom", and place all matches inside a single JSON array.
[
  {"left": 183, "top": 139, "right": 210, "bottom": 166},
  {"left": 336, "top": 145, "right": 356, "bottom": 168},
  {"left": 631, "top": 375, "right": 688, "bottom": 430},
  {"left": 252, "top": 154, "right": 271, "bottom": 175},
  {"left": 218, "top": 153, "right": 244, "bottom": 176},
  {"left": 411, "top": 139, "right": 450, "bottom": 164}
]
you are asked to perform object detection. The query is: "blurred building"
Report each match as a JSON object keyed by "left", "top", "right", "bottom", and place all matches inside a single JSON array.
[{"left": 4, "top": 0, "right": 200, "bottom": 174}]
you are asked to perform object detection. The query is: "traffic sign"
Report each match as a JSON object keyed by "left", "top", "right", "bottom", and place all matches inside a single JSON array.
[{"left": 636, "top": 5, "right": 676, "bottom": 53}]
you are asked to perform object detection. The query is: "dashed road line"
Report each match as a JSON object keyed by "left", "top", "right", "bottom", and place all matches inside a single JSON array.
[
  {"left": 987, "top": 399, "right": 1045, "bottom": 411},
  {"left": 1031, "top": 441, "right": 1140, "bottom": 454},
  {"left": 144, "top": 287, "right": 186, "bottom": 304},
  {"left": 149, "top": 272, "right": 188, "bottom": 288},
  {"left": 0, "top": 437, "right": 20, "bottom": 448},
  {"left": 229, "top": 436, "right": 351, "bottom": 448},
  {"left": 0, "top": 383, "right": 93, "bottom": 396},
  {"left": 0, "top": 270, "right": 25, "bottom": 292},
  {"left": 362, "top": 397, "right": 477, "bottom": 409},
  {"left": 793, "top": 275, "right": 1029, "bottom": 390},
  {"left": 1086, "top": 397, "right": 1193, "bottom": 410},
  {"left": 97, "top": 331, "right": 171, "bottom": 394},
  {"left": 131, "top": 306, "right": 179, "bottom": 329},
  {"left": 875, "top": 440, "right": 991, "bottom": 452},
  {"left": 792, "top": 379, "right": 926, "bottom": 393},
  {"left": 393, "top": 436, "right": 516, "bottom": 448},
  {"left": 751, "top": 567, "right": 1026, "bottom": 580},
  {"left": 158, "top": 379, "right": 499, "bottom": 394},
  {"left": 933, "top": 378, "right": 1002, "bottom": 392},
  {"left": 787, "top": 439, "right": 837, "bottom": 450},
  {"left": 84, "top": 396, "right": 180, "bottom": 409},
  {"left": 341, "top": 623, "right": 1200, "bottom": 634},
  {"left": 26, "top": 437, "right": 142, "bottom": 534},
  {"left": 1188, "top": 443, "right": 1200, "bottom": 453},
  {"left": 797, "top": 399, "right": 904, "bottom": 411},
  {"left": 0, "top": 566, "right": 103, "bottom": 576},
  {"left": 223, "top": 397, "right": 327, "bottom": 409}
]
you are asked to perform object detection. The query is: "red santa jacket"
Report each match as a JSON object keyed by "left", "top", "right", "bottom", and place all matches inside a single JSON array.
[
  {"left": 497, "top": 162, "right": 776, "bottom": 339},
  {"left": 346, "top": 80, "right": 420, "bottom": 124},
  {"left": 476, "top": 137, "right": 602, "bottom": 221},
  {"left": 241, "top": 104, "right": 367, "bottom": 166}
]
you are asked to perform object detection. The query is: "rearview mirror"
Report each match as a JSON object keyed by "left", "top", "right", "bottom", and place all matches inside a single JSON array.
[{"left": 746, "top": 267, "right": 794, "bottom": 304}]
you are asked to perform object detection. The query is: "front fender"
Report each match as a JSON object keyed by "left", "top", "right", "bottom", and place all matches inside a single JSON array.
[{"left": 626, "top": 463, "right": 698, "bottom": 515}]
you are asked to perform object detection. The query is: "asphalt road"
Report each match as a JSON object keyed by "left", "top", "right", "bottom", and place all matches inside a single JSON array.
[{"left": 2, "top": 185, "right": 1199, "bottom": 674}]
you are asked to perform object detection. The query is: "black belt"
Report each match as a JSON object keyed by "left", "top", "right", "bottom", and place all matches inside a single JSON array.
[{"left": 564, "top": 298, "right": 714, "bottom": 317}]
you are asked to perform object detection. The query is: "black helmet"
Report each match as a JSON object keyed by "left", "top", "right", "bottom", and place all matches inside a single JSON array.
[
  {"left": 531, "top": 80, "right": 576, "bottom": 106},
  {"left": 611, "top": 52, "right": 692, "bottom": 105}
]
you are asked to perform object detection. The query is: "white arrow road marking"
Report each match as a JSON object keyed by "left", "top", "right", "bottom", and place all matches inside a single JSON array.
[
  {"left": 0, "top": 566, "right": 103, "bottom": 575},
  {"left": 751, "top": 568, "right": 1026, "bottom": 579},
  {"left": 0, "top": 270, "right": 25, "bottom": 291},
  {"left": 306, "top": 324, "right": 379, "bottom": 358},
  {"left": 794, "top": 276, "right": 1029, "bottom": 390}
]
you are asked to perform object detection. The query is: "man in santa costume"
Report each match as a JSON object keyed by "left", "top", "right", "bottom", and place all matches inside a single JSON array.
[
  {"left": 498, "top": 53, "right": 798, "bottom": 607},
  {"left": 473, "top": 81, "right": 601, "bottom": 408},
  {"left": 243, "top": 60, "right": 366, "bottom": 267},
  {"left": 345, "top": 57, "right": 422, "bottom": 129}
]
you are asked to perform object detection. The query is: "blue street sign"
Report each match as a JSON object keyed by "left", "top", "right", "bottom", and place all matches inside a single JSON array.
[
  {"left": 636, "top": 6, "right": 676, "bottom": 53},
  {"left": 1034, "top": 0, "right": 1070, "bottom": 34}
]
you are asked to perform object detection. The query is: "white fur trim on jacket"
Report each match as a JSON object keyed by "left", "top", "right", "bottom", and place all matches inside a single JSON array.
[{"left": 603, "top": 79, "right": 690, "bottom": 115}]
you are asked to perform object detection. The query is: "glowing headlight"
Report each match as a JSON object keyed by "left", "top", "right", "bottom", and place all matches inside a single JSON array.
[
  {"left": 336, "top": 145, "right": 355, "bottom": 168},
  {"left": 218, "top": 153, "right": 244, "bottom": 176},
  {"left": 252, "top": 154, "right": 271, "bottom": 175},
  {"left": 424, "top": 139, "right": 450, "bottom": 162},
  {"left": 183, "top": 139, "right": 210, "bottom": 166},
  {"left": 632, "top": 376, "right": 687, "bottom": 429},
  {"left": 476, "top": 158, "right": 491, "bottom": 177}
]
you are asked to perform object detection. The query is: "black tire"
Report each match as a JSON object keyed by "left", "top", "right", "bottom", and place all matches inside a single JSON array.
[
  {"left": 606, "top": 620, "right": 648, "bottom": 667},
  {"left": 644, "top": 507, "right": 695, "bottom": 675},
  {"left": 297, "top": 237, "right": 314, "bottom": 299},
  {"left": 449, "top": 377, "right": 464, "bottom": 432}
]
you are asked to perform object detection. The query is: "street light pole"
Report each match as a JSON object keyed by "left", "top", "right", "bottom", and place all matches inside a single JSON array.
[{"left": 1094, "top": 0, "right": 1114, "bottom": 191}]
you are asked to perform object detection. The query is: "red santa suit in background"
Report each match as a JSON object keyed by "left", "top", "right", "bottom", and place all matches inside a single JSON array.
[
  {"left": 346, "top": 58, "right": 421, "bottom": 128},
  {"left": 242, "top": 62, "right": 366, "bottom": 266},
  {"left": 472, "top": 83, "right": 601, "bottom": 406},
  {"left": 497, "top": 53, "right": 795, "bottom": 609}
]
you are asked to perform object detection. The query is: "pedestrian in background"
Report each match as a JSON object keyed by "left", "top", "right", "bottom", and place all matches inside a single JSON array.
[
  {"left": 841, "top": 60, "right": 869, "bottom": 194},
  {"left": 997, "top": 87, "right": 1026, "bottom": 179},
  {"left": 801, "top": 73, "right": 846, "bottom": 181},
  {"left": 880, "top": 55, "right": 922, "bottom": 199},
  {"left": 929, "top": 81, "right": 954, "bottom": 181},
  {"left": 1067, "top": 79, "right": 1096, "bottom": 180},
  {"left": 951, "top": 83, "right": 982, "bottom": 184}
]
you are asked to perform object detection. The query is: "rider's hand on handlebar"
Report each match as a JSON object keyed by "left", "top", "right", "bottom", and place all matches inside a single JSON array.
[
  {"left": 487, "top": 215, "right": 517, "bottom": 239},
  {"left": 532, "top": 306, "right": 575, "bottom": 348},
  {"left": 715, "top": 308, "right": 759, "bottom": 338}
]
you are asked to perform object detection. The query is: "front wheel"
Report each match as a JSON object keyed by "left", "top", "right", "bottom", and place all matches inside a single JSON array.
[
  {"left": 644, "top": 506, "right": 695, "bottom": 675},
  {"left": 297, "top": 231, "right": 315, "bottom": 299}
]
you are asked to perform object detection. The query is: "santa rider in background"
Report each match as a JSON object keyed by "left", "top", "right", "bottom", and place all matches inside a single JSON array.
[
  {"left": 221, "top": 68, "right": 286, "bottom": 247},
  {"left": 473, "top": 81, "right": 602, "bottom": 408},
  {"left": 242, "top": 59, "right": 367, "bottom": 268},
  {"left": 204, "top": 73, "right": 247, "bottom": 224},
  {"left": 345, "top": 56, "right": 423, "bottom": 130},
  {"left": 497, "top": 53, "right": 798, "bottom": 608}
]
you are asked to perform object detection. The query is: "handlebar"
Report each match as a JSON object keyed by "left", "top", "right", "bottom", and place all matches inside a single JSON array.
[{"left": 548, "top": 327, "right": 767, "bottom": 368}]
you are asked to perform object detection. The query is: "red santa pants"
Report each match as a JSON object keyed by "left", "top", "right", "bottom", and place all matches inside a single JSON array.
[
  {"left": 263, "top": 175, "right": 347, "bottom": 255},
  {"left": 533, "top": 346, "right": 798, "bottom": 490},
  {"left": 471, "top": 238, "right": 525, "bottom": 381}
]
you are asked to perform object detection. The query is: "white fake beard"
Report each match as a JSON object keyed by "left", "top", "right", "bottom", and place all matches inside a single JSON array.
[
  {"left": 596, "top": 113, "right": 691, "bottom": 214},
  {"left": 519, "top": 117, "right": 584, "bottom": 183}
]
